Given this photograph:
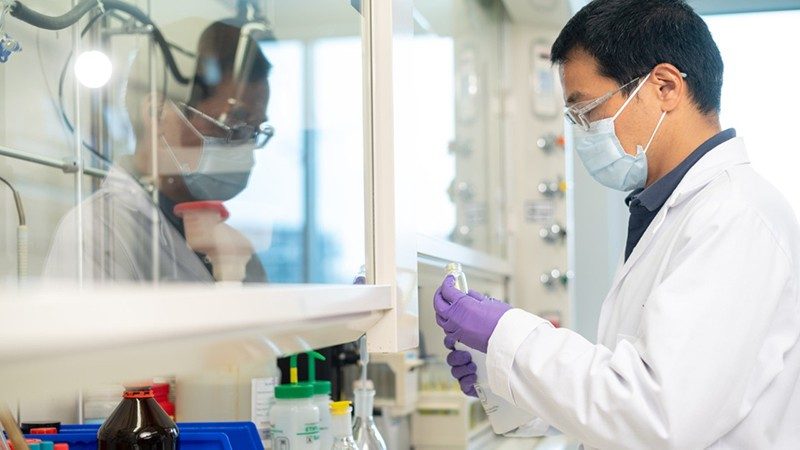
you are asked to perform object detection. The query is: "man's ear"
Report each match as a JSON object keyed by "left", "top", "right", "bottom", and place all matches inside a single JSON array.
[{"left": 651, "top": 63, "right": 685, "bottom": 113}]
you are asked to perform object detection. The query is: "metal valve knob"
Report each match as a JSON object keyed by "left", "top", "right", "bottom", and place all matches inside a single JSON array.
[
  {"left": 537, "top": 177, "right": 567, "bottom": 197},
  {"left": 448, "top": 180, "right": 475, "bottom": 202},
  {"left": 448, "top": 139, "right": 473, "bottom": 157},
  {"left": 539, "top": 223, "right": 566, "bottom": 243},
  {"left": 449, "top": 224, "right": 474, "bottom": 246},
  {"left": 540, "top": 268, "right": 572, "bottom": 289},
  {"left": 535, "top": 133, "right": 565, "bottom": 153},
  {"left": 536, "top": 134, "right": 556, "bottom": 153}
]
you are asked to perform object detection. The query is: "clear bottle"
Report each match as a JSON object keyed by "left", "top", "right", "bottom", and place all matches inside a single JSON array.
[
  {"left": 351, "top": 381, "right": 386, "bottom": 450},
  {"left": 445, "top": 262, "right": 470, "bottom": 293},
  {"left": 329, "top": 401, "right": 358, "bottom": 450},
  {"left": 97, "top": 386, "right": 178, "bottom": 450}
]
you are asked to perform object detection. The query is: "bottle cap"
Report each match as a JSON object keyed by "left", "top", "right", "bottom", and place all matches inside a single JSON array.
[
  {"left": 330, "top": 401, "right": 352, "bottom": 416},
  {"left": 54, "top": 444, "right": 70, "bottom": 450},
  {"left": 174, "top": 201, "right": 229, "bottom": 220},
  {"left": 123, "top": 387, "right": 154, "bottom": 399},
  {"left": 445, "top": 262, "right": 462, "bottom": 273},
  {"left": 306, "top": 351, "right": 332, "bottom": 396},
  {"left": 275, "top": 354, "right": 314, "bottom": 399},
  {"left": 274, "top": 383, "right": 314, "bottom": 399}
]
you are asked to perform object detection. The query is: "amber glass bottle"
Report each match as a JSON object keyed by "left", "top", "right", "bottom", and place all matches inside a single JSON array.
[{"left": 97, "top": 386, "right": 179, "bottom": 449}]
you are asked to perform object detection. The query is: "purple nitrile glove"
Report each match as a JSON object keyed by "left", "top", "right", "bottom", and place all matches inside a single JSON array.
[
  {"left": 433, "top": 276, "right": 512, "bottom": 353},
  {"left": 444, "top": 335, "right": 478, "bottom": 397}
]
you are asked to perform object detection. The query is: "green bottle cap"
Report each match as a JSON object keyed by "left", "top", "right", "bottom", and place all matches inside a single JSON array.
[
  {"left": 275, "top": 354, "right": 314, "bottom": 399},
  {"left": 274, "top": 382, "right": 314, "bottom": 399},
  {"left": 311, "top": 380, "right": 332, "bottom": 396},
  {"left": 306, "top": 351, "right": 332, "bottom": 396}
]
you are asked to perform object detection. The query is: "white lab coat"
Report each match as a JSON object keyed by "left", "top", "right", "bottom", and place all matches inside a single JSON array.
[
  {"left": 487, "top": 137, "right": 800, "bottom": 449},
  {"left": 43, "top": 164, "right": 213, "bottom": 282}
]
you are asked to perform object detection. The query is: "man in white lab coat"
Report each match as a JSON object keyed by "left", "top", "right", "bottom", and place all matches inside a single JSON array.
[
  {"left": 434, "top": 0, "right": 800, "bottom": 448},
  {"left": 44, "top": 18, "right": 272, "bottom": 283}
]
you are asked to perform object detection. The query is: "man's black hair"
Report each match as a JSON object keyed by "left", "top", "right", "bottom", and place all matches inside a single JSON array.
[
  {"left": 551, "top": 0, "right": 724, "bottom": 114},
  {"left": 190, "top": 17, "right": 273, "bottom": 104}
]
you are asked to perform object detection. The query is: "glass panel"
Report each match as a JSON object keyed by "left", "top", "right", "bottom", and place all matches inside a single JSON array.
[
  {"left": 704, "top": 10, "right": 800, "bottom": 220},
  {"left": 0, "top": 0, "right": 367, "bottom": 285},
  {"left": 402, "top": 0, "right": 507, "bottom": 257}
]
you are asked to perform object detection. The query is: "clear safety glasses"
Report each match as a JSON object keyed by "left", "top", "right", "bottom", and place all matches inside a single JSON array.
[
  {"left": 564, "top": 77, "right": 641, "bottom": 131},
  {"left": 179, "top": 102, "right": 275, "bottom": 148}
]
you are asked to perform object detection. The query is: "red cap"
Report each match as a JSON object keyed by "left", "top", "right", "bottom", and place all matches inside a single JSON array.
[
  {"left": 55, "top": 444, "right": 70, "bottom": 450},
  {"left": 173, "top": 201, "right": 229, "bottom": 220},
  {"left": 30, "top": 427, "right": 58, "bottom": 434},
  {"left": 123, "top": 388, "right": 154, "bottom": 399}
]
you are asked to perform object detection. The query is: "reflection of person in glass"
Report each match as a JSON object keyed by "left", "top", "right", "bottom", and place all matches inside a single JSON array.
[{"left": 44, "top": 17, "right": 272, "bottom": 283}]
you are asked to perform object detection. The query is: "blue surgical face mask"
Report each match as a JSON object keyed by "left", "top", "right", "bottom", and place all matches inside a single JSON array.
[
  {"left": 161, "top": 102, "right": 256, "bottom": 201},
  {"left": 572, "top": 75, "right": 667, "bottom": 192},
  {"left": 181, "top": 140, "right": 255, "bottom": 201}
]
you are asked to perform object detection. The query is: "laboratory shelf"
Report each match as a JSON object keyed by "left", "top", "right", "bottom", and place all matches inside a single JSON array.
[
  {"left": 417, "top": 233, "right": 512, "bottom": 277},
  {"left": 0, "top": 283, "right": 391, "bottom": 396}
]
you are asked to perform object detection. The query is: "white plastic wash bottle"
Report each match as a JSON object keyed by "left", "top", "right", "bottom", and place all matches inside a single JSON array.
[{"left": 269, "top": 355, "right": 321, "bottom": 449}]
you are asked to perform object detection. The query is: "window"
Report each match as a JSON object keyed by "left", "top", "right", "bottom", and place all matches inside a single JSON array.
[{"left": 705, "top": 10, "right": 800, "bottom": 218}]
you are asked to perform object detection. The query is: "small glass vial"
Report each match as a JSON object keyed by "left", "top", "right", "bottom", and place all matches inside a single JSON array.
[
  {"left": 330, "top": 401, "right": 358, "bottom": 450},
  {"left": 445, "top": 262, "right": 469, "bottom": 292}
]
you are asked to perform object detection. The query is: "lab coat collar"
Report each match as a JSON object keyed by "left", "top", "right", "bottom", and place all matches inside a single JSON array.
[
  {"left": 606, "top": 137, "right": 750, "bottom": 298},
  {"left": 663, "top": 137, "right": 750, "bottom": 208},
  {"left": 102, "top": 164, "right": 161, "bottom": 216}
]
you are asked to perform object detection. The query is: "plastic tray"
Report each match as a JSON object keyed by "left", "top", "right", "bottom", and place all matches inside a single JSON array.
[{"left": 26, "top": 422, "right": 264, "bottom": 450}]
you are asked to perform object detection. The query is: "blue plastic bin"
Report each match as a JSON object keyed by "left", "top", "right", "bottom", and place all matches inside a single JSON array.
[{"left": 26, "top": 422, "right": 264, "bottom": 450}]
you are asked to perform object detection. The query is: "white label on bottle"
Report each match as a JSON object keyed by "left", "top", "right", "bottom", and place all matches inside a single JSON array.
[{"left": 252, "top": 377, "right": 279, "bottom": 442}]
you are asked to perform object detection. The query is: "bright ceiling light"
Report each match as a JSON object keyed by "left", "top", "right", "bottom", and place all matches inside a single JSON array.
[{"left": 74, "top": 50, "right": 113, "bottom": 89}]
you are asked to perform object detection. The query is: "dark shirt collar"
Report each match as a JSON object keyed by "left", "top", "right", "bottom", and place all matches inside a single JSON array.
[
  {"left": 158, "top": 191, "right": 185, "bottom": 234},
  {"left": 626, "top": 128, "right": 737, "bottom": 212}
]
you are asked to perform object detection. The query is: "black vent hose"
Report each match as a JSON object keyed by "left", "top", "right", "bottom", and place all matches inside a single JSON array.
[{"left": 10, "top": 0, "right": 190, "bottom": 85}]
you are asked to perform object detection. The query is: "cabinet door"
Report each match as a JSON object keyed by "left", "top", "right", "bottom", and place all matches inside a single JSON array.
[{"left": 0, "top": 0, "right": 369, "bottom": 287}]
